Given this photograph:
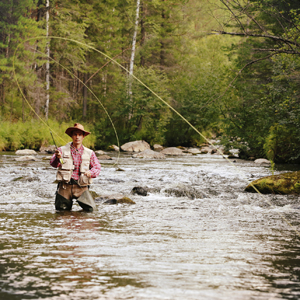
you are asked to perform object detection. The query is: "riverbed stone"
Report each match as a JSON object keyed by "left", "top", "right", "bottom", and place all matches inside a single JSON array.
[
  {"left": 200, "top": 146, "right": 212, "bottom": 154},
  {"left": 187, "top": 148, "right": 201, "bottom": 154},
  {"left": 95, "top": 193, "right": 135, "bottom": 204},
  {"left": 254, "top": 158, "right": 271, "bottom": 165},
  {"left": 245, "top": 171, "right": 300, "bottom": 194},
  {"left": 15, "top": 149, "right": 37, "bottom": 155},
  {"left": 132, "top": 149, "right": 165, "bottom": 159},
  {"left": 153, "top": 144, "right": 164, "bottom": 151},
  {"left": 121, "top": 140, "right": 150, "bottom": 152},
  {"left": 95, "top": 150, "right": 106, "bottom": 155},
  {"left": 39, "top": 145, "right": 56, "bottom": 154},
  {"left": 97, "top": 155, "right": 112, "bottom": 160},
  {"left": 163, "top": 185, "right": 207, "bottom": 199},
  {"left": 131, "top": 186, "right": 148, "bottom": 196},
  {"left": 15, "top": 156, "right": 38, "bottom": 162},
  {"left": 161, "top": 147, "right": 184, "bottom": 155},
  {"left": 108, "top": 145, "right": 120, "bottom": 151}
]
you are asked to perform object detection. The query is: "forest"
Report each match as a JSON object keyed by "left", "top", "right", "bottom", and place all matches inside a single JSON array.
[{"left": 0, "top": 0, "right": 300, "bottom": 163}]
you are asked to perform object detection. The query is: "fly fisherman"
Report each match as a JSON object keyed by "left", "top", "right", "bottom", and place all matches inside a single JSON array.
[{"left": 50, "top": 123, "right": 101, "bottom": 212}]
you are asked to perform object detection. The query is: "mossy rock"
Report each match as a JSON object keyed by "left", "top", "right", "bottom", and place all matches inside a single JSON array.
[
  {"left": 89, "top": 190, "right": 100, "bottom": 199},
  {"left": 117, "top": 197, "right": 136, "bottom": 204},
  {"left": 245, "top": 171, "right": 300, "bottom": 194}
]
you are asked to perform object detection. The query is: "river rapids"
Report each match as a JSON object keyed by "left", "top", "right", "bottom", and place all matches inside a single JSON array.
[{"left": 0, "top": 152, "right": 299, "bottom": 300}]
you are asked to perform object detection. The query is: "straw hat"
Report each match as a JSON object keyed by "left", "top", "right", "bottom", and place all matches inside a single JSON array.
[{"left": 65, "top": 123, "right": 91, "bottom": 137}]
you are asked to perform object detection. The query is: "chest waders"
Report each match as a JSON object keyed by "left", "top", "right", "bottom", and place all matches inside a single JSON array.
[{"left": 55, "top": 143, "right": 96, "bottom": 212}]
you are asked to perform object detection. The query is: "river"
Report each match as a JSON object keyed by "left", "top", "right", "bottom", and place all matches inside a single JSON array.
[{"left": 0, "top": 151, "right": 299, "bottom": 300}]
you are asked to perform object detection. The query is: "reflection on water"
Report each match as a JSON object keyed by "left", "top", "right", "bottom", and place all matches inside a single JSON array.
[{"left": 0, "top": 152, "right": 299, "bottom": 299}]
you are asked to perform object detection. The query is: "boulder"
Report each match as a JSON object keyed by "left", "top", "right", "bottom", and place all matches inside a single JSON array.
[
  {"left": 245, "top": 171, "right": 300, "bottom": 194},
  {"left": 39, "top": 145, "right": 56, "bottom": 154},
  {"left": 200, "top": 146, "right": 212, "bottom": 154},
  {"left": 15, "top": 156, "right": 38, "bottom": 162},
  {"left": 95, "top": 150, "right": 106, "bottom": 155},
  {"left": 97, "top": 155, "right": 112, "bottom": 160},
  {"left": 254, "top": 158, "right": 271, "bottom": 165},
  {"left": 108, "top": 145, "right": 120, "bottom": 151},
  {"left": 121, "top": 140, "right": 150, "bottom": 152},
  {"left": 15, "top": 149, "right": 37, "bottom": 155},
  {"left": 131, "top": 187, "right": 148, "bottom": 196},
  {"left": 161, "top": 147, "right": 184, "bottom": 155},
  {"left": 95, "top": 193, "right": 136, "bottom": 204},
  {"left": 132, "top": 149, "right": 165, "bottom": 159},
  {"left": 187, "top": 148, "right": 201, "bottom": 154},
  {"left": 153, "top": 144, "right": 164, "bottom": 151}
]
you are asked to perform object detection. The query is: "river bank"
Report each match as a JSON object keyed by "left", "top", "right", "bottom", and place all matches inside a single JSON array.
[{"left": 0, "top": 152, "right": 300, "bottom": 299}]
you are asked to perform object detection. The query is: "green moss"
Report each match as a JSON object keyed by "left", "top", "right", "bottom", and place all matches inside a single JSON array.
[
  {"left": 245, "top": 171, "right": 300, "bottom": 194},
  {"left": 89, "top": 190, "right": 100, "bottom": 199},
  {"left": 117, "top": 197, "right": 136, "bottom": 204}
]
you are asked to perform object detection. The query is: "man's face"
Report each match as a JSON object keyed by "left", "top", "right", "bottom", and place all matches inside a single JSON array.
[{"left": 72, "top": 130, "right": 84, "bottom": 145}]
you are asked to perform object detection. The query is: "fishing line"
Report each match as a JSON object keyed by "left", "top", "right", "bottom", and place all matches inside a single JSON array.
[
  {"left": 13, "top": 36, "right": 300, "bottom": 237},
  {"left": 13, "top": 39, "right": 121, "bottom": 167}
]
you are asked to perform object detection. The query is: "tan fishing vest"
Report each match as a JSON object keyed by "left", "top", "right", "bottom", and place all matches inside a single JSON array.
[{"left": 56, "top": 142, "right": 93, "bottom": 186}]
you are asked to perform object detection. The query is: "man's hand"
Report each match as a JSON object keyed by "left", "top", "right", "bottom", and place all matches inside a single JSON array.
[
  {"left": 84, "top": 170, "right": 91, "bottom": 178},
  {"left": 55, "top": 149, "right": 62, "bottom": 159}
]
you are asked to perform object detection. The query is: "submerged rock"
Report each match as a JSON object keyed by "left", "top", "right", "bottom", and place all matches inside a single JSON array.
[
  {"left": 15, "top": 149, "right": 37, "bottom": 155},
  {"left": 121, "top": 140, "right": 150, "bottom": 152},
  {"left": 95, "top": 193, "right": 135, "bottom": 204},
  {"left": 132, "top": 149, "right": 165, "bottom": 159},
  {"left": 132, "top": 186, "right": 148, "bottom": 196},
  {"left": 163, "top": 185, "right": 207, "bottom": 199},
  {"left": 15, "top": 156, "right": 38, "bottom": 162},
  {"left": 97, "top": 155, "right": 112, "bottom": 160},
  {"left": 245, "top": 171, "right": 300, "bottom": 194}
]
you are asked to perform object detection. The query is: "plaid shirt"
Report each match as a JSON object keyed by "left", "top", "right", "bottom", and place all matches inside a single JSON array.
[{"left": 50, "top": 144, "right": 101, "bottom": 180}]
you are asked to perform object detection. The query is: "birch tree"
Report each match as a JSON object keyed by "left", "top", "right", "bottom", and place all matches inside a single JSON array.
[{"left": 128, "top": 0, "right": 140, "bottom": 118}]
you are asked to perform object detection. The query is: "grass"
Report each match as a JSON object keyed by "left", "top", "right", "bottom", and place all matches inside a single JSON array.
[{"left": 0, "top": 120, "right": 96, "bottom": 151}]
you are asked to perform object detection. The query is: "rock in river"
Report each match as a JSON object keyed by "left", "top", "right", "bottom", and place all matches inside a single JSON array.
[
  {"left": 254, "top": 158, "right": 271, "bottom": 165},
  {"left": 15, "top": 149, "right": 37, "bottom": 155},
  {"left": 153, "top": 144, "right": 164, "bottom": 151},
  {"left": 132, "top": 149, "right": 165, "bottom": 159},
  {"left": 245, "top": 171, "right": 300, "bottom": 194},
  {"left": 97, "top": 155, "right": 112, "bottom": 160},
  {"left": 121, "top": 140, "right": 150, "bottom": 152},
  {"left": 131, "top": 186, "right": 148, "bottom": 196},
  {"left": 161, "top": 147, "right": 185, "bottom": 155}
]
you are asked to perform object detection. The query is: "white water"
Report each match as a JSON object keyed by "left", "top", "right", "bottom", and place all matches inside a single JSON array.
[{"left": 0, "top": 152, "right": 299, "bottom": 299}]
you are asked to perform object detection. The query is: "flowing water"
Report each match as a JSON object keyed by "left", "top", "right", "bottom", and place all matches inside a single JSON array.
[{"left": 0, "top": 151, "right": 300, "bottom": 300}]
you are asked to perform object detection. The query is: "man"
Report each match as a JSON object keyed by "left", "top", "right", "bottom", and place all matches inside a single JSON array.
[{"left": 50, "top": 123, "right": 101, "bottom": 212}]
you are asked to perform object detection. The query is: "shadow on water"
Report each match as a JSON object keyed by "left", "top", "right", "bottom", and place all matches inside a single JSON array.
[
  {"left": 0, "top": 211, "right": 149, "bottom": 300},
  {"left": 251, "top": 235, "right": 300, "bottom": 300}
]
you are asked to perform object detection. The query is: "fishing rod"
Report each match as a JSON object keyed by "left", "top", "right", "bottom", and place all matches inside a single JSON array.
[{"left": 49, "top": 130, "right": 64, "bottom": 165}]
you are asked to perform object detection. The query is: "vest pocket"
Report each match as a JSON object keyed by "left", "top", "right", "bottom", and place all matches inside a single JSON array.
[
  {"left": 61, "top": 159, "right": 73, "bottom": 170},
  {"left": 56, "top": 170, "right": 72, "bottom": 182},
  {"left": 79, "top": 174, "right": 93, "bottom": 186}
]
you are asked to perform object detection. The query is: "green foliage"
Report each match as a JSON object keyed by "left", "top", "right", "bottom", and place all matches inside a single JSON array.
[{"left": 0, "top": 120, "right": 95, "bottom": 151}]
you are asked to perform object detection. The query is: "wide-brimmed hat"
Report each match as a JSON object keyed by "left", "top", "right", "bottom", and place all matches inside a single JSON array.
[{"left": 65, "top": 123, "right": 91, "bottom": 137}]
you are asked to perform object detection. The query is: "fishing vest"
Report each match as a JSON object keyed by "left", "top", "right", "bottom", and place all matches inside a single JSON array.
[{"left": 56, "top": 142, "right": 93, "bottom": 186}]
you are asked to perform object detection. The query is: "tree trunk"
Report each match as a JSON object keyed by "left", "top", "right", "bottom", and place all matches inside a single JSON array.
[
  {"left": 140, "top": 2, "right": 145, "bottom": 67},
  {"left": 83, "top": 73, "right": 88, "bottom": 119},
  {"left": 45, "top": 0, "right": 50, "bottom": 120},
  {"left": 128, "top": 0, "right": 140, "bottom": 119}
]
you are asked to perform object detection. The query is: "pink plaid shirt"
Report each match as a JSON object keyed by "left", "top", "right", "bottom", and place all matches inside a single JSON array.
[{"left": 50, "top": 144, "right": 101, "bottom": 180}]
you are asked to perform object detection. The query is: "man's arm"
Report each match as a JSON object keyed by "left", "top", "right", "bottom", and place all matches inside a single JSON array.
[
  {"left": 50, "top": 148, "right": 62, "bottom": 168},
  {"left": 88, "top": 151, "right": 101, "bottom": 178}
]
